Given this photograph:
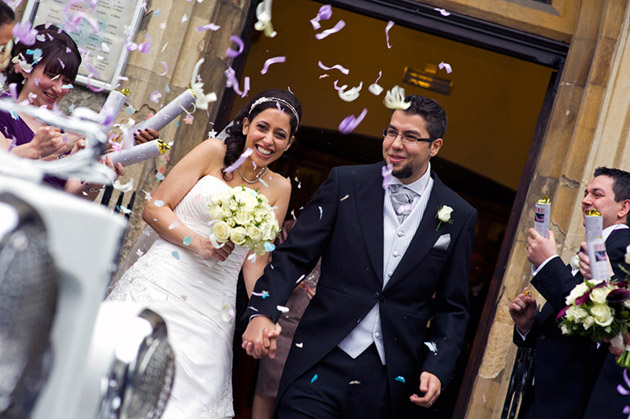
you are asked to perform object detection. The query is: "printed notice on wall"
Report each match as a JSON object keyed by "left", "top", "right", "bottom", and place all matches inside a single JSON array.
[{"left": 23, "top": 0, "right": 144, "bottom": 91}]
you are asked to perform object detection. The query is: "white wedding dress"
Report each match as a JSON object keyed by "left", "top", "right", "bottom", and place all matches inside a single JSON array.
[{"left": 108, "top": 175, "right": 249, "bottom": 419}]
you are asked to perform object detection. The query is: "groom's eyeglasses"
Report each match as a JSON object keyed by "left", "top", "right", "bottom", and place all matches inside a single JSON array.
[{"left": 382, "top": 128, "right": 434, "bottom": 145}]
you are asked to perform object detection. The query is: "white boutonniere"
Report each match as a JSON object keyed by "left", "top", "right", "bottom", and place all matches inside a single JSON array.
[{"left": 436, "top": 205, "right": 453, "bottom": 231}]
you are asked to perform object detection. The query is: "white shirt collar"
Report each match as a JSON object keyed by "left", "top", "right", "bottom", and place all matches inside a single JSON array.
[
  {"left": 388, "top": 162, "right": 431, "bottom": 196},
  {"left": 603, "top": 222, "right": 629, "bottom": 241}
]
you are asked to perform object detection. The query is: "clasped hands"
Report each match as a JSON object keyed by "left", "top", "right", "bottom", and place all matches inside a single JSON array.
[{"left": 241, "top": 315, "right": 282, "bottom": 359}]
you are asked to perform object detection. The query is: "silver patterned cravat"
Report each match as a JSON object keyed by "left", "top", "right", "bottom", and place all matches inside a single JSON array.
[{"left": 389, "top": 184, "right": 416, "bottom": 223}]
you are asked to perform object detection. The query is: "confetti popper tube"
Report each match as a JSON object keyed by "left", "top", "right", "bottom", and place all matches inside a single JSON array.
[
  {"left": 587, "top": 238, "right": 610, "bottom": 280},
  {"left": 133, "top": 89, "right": 195, "bottom": 133},
  {"left": 534, "top": 196, "right": 551, "bottom": 239},
  {"left": 585, "top": 210, "right": 603, "bottom": 243},
  {"left": 107, "top": 139, "right": 170, "bottom": 166},
  {"left": 98, "top": 89, "right": 128, "bottom": 134}
]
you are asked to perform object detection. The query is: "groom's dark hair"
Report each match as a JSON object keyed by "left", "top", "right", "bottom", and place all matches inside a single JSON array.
[{"left": 400, "top": 95, "right": 447, "bottom": 141}]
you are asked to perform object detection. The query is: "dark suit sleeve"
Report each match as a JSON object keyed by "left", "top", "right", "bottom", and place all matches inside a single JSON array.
[
  {"left": 530, "top": 257, "right": 577, "bottom": 312},
  {"left": 421, "top": 207, "right": 477, "bottom": 384},
  {"left": 606, "top": 229, "right": 630, "bottom": 279},
  {"left": 243, "top": 168, "right": 340, "bottom": 322}
]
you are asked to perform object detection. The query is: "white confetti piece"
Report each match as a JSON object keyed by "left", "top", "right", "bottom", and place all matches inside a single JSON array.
[
  {"left": 295, "top": 342, "right": 304, "bottom": 348},
  {"left": 424, "top": 341, "right": 438, "bottom": 354},
  {"left": 277, "top": 305, "right": 290, "bottom": 313},
  {"left": 340, "top": 195, "right": 349, "bottom": 201},
  {"left": 438, "top": 61, "right": 453, "bottom": 74},
  {"left": 295, "top": 274, "right": 306, "bottom": 284}
]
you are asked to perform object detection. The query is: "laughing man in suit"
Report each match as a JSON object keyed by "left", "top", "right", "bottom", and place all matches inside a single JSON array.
[{"left": 242, "top": 94, "right": 477, "bottom": 418}]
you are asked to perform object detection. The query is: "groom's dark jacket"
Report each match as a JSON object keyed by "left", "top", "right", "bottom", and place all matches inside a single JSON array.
[{"left": 245, "top": 162, "right": 477, "bottom": 418}]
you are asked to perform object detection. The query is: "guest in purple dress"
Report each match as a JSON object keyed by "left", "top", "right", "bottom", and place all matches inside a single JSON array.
[{"left": 0, "top": 24, "right": 132, "bottom": 198}]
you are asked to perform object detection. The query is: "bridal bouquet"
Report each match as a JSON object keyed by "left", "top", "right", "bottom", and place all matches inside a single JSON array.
[
  {"left": 208, "top": 186, "right": 280, "bottom": 255},
  {"left": 557, "top": 277, "right": 630, "bottom": 367}
]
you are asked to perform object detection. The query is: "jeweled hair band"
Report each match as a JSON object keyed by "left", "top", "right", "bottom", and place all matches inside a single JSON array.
[{"left": 249, "top": 97, "right": 300, "bottom": 125}]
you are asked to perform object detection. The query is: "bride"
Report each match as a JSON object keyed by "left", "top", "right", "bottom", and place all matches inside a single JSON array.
[{"left": 107, "top": 89, "right": 301, "bottom": 419}]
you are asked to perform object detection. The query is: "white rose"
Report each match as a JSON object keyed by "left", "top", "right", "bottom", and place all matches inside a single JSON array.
[
  {"left": 246, "top": 225, "right": 262, "bottom": 242},
  {"left": 228, "top": 199, "right": 239, "bottom": 211},
  {"left": 590, "top": 304, "right": 614, "bottom": 327},
  {"left": 230, "top": 226, "right": 248, "bottom": 245},
  {"left": 626, "top": 244, "right": 630, "bottom": 265},
  {"left": 234, "top": 209, "right": 253, "bottom": 226},
  {"left": 226, "top": 218, "right": 236, "bottom": 228},
  {"left": 569, "top": 255, "right": 581, "bottom": 270},
  {"left": 566, "top": 282, "right": 589, "bottom": 305},
  {"left": 254, "top": 208, "right": 268, "bottom": 223},
  {"left": 241, "top": 193, "right": 258, "bottom": 211},
  {"left": 566, "top": 305, "right": 588, "bottom": 322},
  {"left": 212, "top": 221, "right": 231, "bottom": 242},
  {"left": 590, "top": 286, "right": 612, "bottom": 305},
  {"left": 624, "top": 300, "right": 630, "bottom": 309},
  {"left": 582, "top": 315, "right": 595, "bottom": 330},
  {"left": 560, "top": 324, "right": 571, "bottom": 335},
  {"left": 208, "top": 205, "right": 223, "bottom": 220},
  {"left": 437, "top": 205, "right": 453, "bottom": 223}
]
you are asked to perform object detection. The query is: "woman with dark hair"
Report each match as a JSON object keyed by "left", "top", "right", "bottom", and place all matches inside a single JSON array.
[
  {"left": 0, "top": 24, "right": 127, "bottom": 198},
  {"left": 107, "top": 88, "right": 302, "bottom": 418},
  {"left": 0, "top": 0, "right": 14, "bottom": 71}
]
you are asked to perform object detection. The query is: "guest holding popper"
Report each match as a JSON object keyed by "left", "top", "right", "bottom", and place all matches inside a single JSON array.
[{"left": 510, "top": 167, "right": 630, "bottom": 418}]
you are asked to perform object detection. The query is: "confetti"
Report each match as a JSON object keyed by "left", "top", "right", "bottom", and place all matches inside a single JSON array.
[
  {"left": 435, "top": 8, "right": 451, "bottom": 16},
  {"left": 125, "top": 106, "right": 136, "bottom": 115},
  {"left": 153, "top": 200, "right": 165, "bottom": 207},
  {"left": 336, "top": 81, "right": 363, "bottom": 102},
  {"left": 252, "top": 290, "right": 270, "bottom": 299},
  {"left": 315, "top": 20, "right": 345, "bottom": 40},
  {"left": 136, "top": 249, "right": 144, "bottom": 257},
  {"left": 310, "top": 374, "right": 318, "bottom": 383},
  {"left": 318, "top": 206, "right": 323, "bottom": 220},
  {"left": 113, "top": 178, "right": 134, "bottom": 192},
  {"left": 339, "top": 108, "right": 367, "bottom": 134},
  {"left": 424, "top": 341, "right": 438, "bottom": 354},
  {"left": 224, "top": 147, "right": 253, "bottom": 173},
  {"left": 138, "top": 33, "right": 151, "bottom": 53},
  {"left": 295, "top": 274, "right": 306, "bottom": 284},
  {"left": 382, "top": 164, "right": 393, "bottom": 189},
  {"left": 394, "top": 376, "right": 406, "bottom": 383},
  {"left": 384, "top": 85, "right": 411, "bottom": 110},
  {"left": 158, "top": 61, "right": 168, "bottom": 76},
  {"left": 385, "top": 21, "right": 394, "bottom": 48},
  {"left": 247, "top": 253, "right": 257, "bottom": 262},
  {"left": 295, "top": 342, "right": 303, "bottom": 348},
  {"left": 181, "top": 13, "right": 188, "bottom": 23},
  {"left": 277, "top": 305, "right": 290, "bottom": 313},
  {"left": 318, "top": 60, "right": 349, "bottom": 75},
  {"left": 260, "top": 56, "right": 286, "bottom": 75},
  {"left": 172, "top": 251, "right": 180, "bottom": 260},
  {"left": 226, "top": 35, "right": 244, "bottom": 59},
  {"left": 150, "top": 90, "right": 162, "bottom": 103},
  {"left": 310, "top": 5, "right": 332, "bottom": 30},
  {"left": 168, "top": 221, "right": 180, "bottom": 229},
  {"left": 349, "top": 380, "right": 361, "bottom": 385},
  {"left": 438, "top": 61, "right": 453, "bottom": 74},
  {"left": 340, "top": 194, "right": 349, "bottom": 201},
  {"left": 367, "top": 71, "right": 384, "bottom": 96},
  {"left": 183, "top": 114, "right": 194, "bottom": 125},
  {"left": 196, "top": 23, "right": 221, "bottom": 32},
  {"left": 143, "top": 190, "right": 153, "bottom": 201},
  {"left": 264, "top": 242, "right": 276, "bottom": 252},
  {"left": 156, "top": 172, "right": 165, "bottom": 181},
  {"left": 183, "top": 236, "right": 192, "bottom": 246},
  {"left": 254, "top": 0, "right": 277, "bottom": 37},
  {"left": 118, "top": 206, "right": 132, "bottom": 215}
]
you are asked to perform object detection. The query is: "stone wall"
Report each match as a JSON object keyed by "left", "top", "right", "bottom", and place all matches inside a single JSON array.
[{"left": 466, "top": 1, "right": 630, "bottom": 416}]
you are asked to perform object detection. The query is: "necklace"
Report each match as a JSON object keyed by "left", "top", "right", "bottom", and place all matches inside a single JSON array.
[{"left": 236, "top": 166, "right": 268, "bottom": 184}]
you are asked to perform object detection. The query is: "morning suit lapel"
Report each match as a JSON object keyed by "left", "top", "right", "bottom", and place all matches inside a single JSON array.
[
  {"left": 384, "top": 172, "right": 445, "bottom": 291},
  {"left": 354, "top": 166, "right": 385, "bottom": 284}
]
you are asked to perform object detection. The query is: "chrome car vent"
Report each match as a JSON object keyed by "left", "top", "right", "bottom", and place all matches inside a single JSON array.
[{"left": 0, "top": 193, "right": 58, "bottom": 418}]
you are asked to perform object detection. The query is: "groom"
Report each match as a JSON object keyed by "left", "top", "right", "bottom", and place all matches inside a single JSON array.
[{"left": 242, "top": 94, "right": 477, "bottom": 418}]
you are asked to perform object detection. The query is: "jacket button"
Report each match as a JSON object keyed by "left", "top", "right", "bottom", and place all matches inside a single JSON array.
[
  {"left": 373, "top": 291, "right": 381, "bottom": 299},
  {"left": 539, "top": 335, "right": 545, "bottom": 341}
]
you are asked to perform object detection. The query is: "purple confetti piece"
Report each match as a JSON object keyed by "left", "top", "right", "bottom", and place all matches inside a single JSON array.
[
  {"left": 318, "top": 60, "right": 349, "bottom": 75},
  {"left": 226, "top": 35, "right": 244, "bottom": 59},
  {"left": 224, "top": 148, "right": 253, "bottom": 173},
  {"left": 435, "top": 8, "right": 451, "bottom": 16},
  {"left": 310, "top": 5, "right": 332, "bottom": 30},
  {"left": 86, "top": 74, "right": 104, "bottom": 92},
  {"left": 196, "top": 23, "right": 220, "bottom": 32},
  {"left": 150, "top": 90, "right": 162, "bottom": 103},
  {"left": 260, "top": 56, "right": 286, "bottom": 75},
  {"left": 438, "top": 61, "right": 453, "bottom": 74},
  {"left": 385, "top": 21, "right": 394, "bottom": 49},
  {"left": 158, "top": 61, "right": 168, "bottom": 76},
  {"left": 12, "top": 22, "right": 37, "bottom": 46},
  {"left": 315, "top": 20, "right": 346, "bottom": 40},
  {"left": 382, "top": 163, "right": 393, "bottom": 189},
  {"left": 138, "top": 33, "right": 151, "bottom": 53},
  {"left": 339, "top": 108, "right": 367, "bottom": 134}
]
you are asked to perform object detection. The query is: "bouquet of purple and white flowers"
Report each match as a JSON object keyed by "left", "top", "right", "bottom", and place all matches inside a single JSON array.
[{"left": 557, "top": 277, "right": 630, "bottom": 367}]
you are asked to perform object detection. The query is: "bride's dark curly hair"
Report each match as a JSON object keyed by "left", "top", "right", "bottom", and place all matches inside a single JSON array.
[{"left": 223, "top": 89, "right": 302, "bottom": 178}]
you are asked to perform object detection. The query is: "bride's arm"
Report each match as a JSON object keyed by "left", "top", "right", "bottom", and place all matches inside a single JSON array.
[
  {"left": 242, "top": 176, "right": 292, "bottom": 297},
  {"left": 143, "top": 139, "right": 234, "bottom": 260}
]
